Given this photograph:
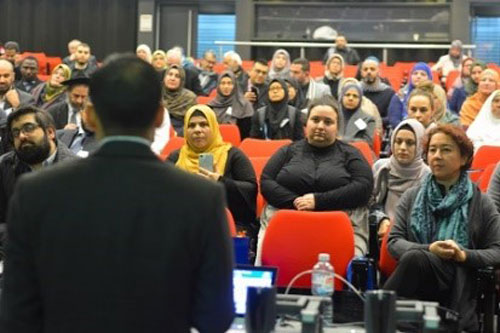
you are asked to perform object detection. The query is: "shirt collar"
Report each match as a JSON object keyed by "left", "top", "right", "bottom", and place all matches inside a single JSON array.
[
  {"left": 42, "top": 149, "right": 58, "bottom": 168},
  {"left": 100, "top": 135, "right": 151, "bottom": 147}
]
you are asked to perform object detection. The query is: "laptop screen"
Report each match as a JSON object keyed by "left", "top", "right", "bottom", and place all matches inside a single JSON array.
[{"left": 233, "top": 265, "right": 277, "bottom": 316}]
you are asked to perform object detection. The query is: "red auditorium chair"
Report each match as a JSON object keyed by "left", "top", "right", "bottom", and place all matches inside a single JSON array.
[
  {"left": 248, "top": 156, "right": 269, "bottom": 217},
  {"left": 239, "top": 138, "right": 291, "bottom": 158},
  {"left": 219, "top": 124, "right": 241, "bottom": 146},
  {"left": 344, "top": 65, "right": 358, "bottom": 78},
  {"left": 46, "top": 56, "right": 63, "bottom": 75},
  {"left": 477, "top": 163, "right": 497, "bottom": 193},
  {"left": 350, "top": 141, "right": 375, "bottom": 166},
  {"left": 445, "top": 70, "right": 460, "bottom": 92},
  {"left": 378, "top": 224, "right": 397, "bottom": 279},
  {"left": 261, "top": 210, "right": 354, "bottom": 290},
  {"left": 469, "top": 145, "right": 500, "bottom": 182},
  {"left": 225, "top": 208, "right": 237, "bottom": 237},
  {"left": 159, "top": 136, "right": 185, "bottom": 161},
  {"left": 309, "top": 61, "right": 324, "bottom": 79}
]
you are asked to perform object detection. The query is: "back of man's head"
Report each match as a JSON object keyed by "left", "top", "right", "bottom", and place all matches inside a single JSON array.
[{"left": 89, "top": 54, "right": 161, "bottom": 135}]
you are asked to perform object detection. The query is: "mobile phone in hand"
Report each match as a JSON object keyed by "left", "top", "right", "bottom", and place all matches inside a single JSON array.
[{"left": 199, "top": 153, "right": 214, "bottom": 172}]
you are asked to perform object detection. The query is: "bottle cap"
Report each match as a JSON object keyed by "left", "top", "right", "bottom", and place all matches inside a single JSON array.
[{"left": 318, "top": 253, "right": 330, "bottom": 262}]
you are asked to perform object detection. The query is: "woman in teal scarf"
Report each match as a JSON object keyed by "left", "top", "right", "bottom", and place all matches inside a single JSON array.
[{"left": 383, "top": 124, "right": 500, "bottom": 332}]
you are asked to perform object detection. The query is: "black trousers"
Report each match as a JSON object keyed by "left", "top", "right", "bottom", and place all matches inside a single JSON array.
[{"left": 383, "top": 248, "right": 455, "bottom": 306}]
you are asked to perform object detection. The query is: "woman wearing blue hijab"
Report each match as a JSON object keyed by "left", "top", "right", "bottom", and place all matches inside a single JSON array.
[{"left": 387, "top": 62, "right": 433, "bottom": 128}]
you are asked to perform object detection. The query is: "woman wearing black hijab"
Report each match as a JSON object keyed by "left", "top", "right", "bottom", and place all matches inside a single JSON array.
[{"left": 250, "top": 78, "right": 304, "bottom": 141}]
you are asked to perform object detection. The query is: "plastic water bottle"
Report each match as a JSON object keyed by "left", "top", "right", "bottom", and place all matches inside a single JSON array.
[{"left": 311, "top": 253, "right": 334, "bottom": 325}]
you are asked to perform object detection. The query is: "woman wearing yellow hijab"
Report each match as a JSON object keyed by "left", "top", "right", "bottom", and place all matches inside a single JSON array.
[
  {"left": 32, "top": 64, "right": 71, "bottom": 109},
  {"left": 168, "top": 104, "right": 258, "bottom": 232}
]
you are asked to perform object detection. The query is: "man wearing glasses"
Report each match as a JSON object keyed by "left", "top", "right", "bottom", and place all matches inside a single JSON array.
[{"left": 0, "top": 106, "right": 75, "bottom": 248}]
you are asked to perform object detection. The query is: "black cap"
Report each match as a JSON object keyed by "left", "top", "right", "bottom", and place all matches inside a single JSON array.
[{"left": 62, "top": 75, "right": 90, "bottom": 87}]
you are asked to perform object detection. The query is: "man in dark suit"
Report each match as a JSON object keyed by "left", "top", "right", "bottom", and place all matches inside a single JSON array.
[
  {"left": 46, "top": 76, "right": 89, "bottom": 130},
  {"left": 0, "top": 59, "right": 34, "bottom": 116},
  {"left": 0, "top": 54, "right": 235, "bottom": 332},
  {"left": 14, "top": 57, "right": 43, "bottom": 94},
  {"left": 0, "top": 106, "right": 76, "bottom": 249},
  {"left": 56, "top": 100, "right": 98, "bottom": 157}
]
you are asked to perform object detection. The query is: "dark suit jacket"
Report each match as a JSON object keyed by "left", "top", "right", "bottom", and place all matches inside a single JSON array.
[
  {"left": 56, "top": 128, "right": 98, "bottom": 154},
  {"left": 184, "top": 66, "right": 203, "bottom": 96},
  {"left": 0, "top": 140, "right": 235, "bottom": 333},
  {"left": 46, "top": 101, "right": 70, "bottom": 129}
]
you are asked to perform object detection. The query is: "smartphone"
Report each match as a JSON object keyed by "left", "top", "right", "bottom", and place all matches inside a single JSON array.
[
  {"left": 250, "top": 86, "right": 259, "bottom": 99},
  {"left": 199, "top": 153, "right": 214, "bottom": 172}
]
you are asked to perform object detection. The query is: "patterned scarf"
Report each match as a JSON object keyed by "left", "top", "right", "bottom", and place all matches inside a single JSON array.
[{"left": 410, "top": 172, "right": 473, "bottom": 248}]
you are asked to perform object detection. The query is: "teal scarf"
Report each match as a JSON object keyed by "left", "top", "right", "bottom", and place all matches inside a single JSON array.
[{"left": 410, "top": 172, "right": 473, "bottom": 248}]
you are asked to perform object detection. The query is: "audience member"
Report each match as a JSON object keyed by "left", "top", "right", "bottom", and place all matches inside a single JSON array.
[
  {"left": 32, "top": 64, "right": 71, "bottom": 109},
  {"left": 0, "top": 106, "right": 76, "bottom": 246},
  {"left": 151, "top": 49, "right": 167, "bottom": 72},
  {"left": 416, "top": 80, "right": 460, "bottom": 126},
  {"left": 459, "top": 68, "right": 499, "bottom": 127},
  {"left": 319, "top": 53, "right": 344, "bottom": 100},
  {"left": 447, "top": 57, "right": 473, "bottom": 100},
  {"left": 371, "top": 119, "right": 429, "bottom": 237},
  {"left": 161, "top": 64, "right": 197, "bottom": 136},
  {"left": 0, "top": 59, "right": 34, "bottom": 117},
  {"left": 388, "top": 62, "right": 432, "bottom": 128},
  {"left": 360, "top": 57, "right": 395, "bottom": 128},
  {"left": 339, "top": 82, "right": 376, "bottom": 146},
  {"left": 208, "top": 71, "right": 254, "bottom": 139},
  {"left": 256, "top": 97, "right": 374, "bottom": 263},
  {"left": 62, "top": 39, "right": 98, "bottom": 68},
  {"left": 168, "top": 104, "right": 257, "bottom": 232},
  {"left": 46, "top": 75, "right": 89, "bottom": 130},
  {"left": 268, "top": 49, "right": 291, "bottom": 80},
  {"left": 339, "top": 78, "right": 383, "bottom": 136},
  {"left": 432, "top": 40, "right": 467, "bottom": 84},
  {"left": 290, "top": 58, "right": 331, "bottom": 105},
  {"left": 0, "top": 54, "right": 234, "bottom": 333},
  {"left": 56, "top": 100, "right": 97, "bottom": 157},
  {"left": 384, "top": 124, "right": 500, "bottom": 332},
  {"left": 466, "top": 90, "right": 500, "bottom": 151},
  {"left": 3, "top": 41, "right": 21, "bottom": 80},
  {"left": 449, "top": 60, "right": 486, "bottom": 114},
  {"left": 406, "top": 89, "right": 436, "bottom": 130},
  {"left": 197, "top": 50, "right": 218, "bottom": 96},
  {"left": 284, "top": 77, "right": 307, "bottom": 112},
  {"left": 243, "top": 59, "right": 269, "bottom": 110},
  {"left": 166, "top": 48, "right": 203, "bottom": 96},
  {"left": 250, "top": 78, "right": 303, "bottom": 141},
  {"left": 323, "top": 35, "right": 360, "bottom": 65},
  {"left": 14, "top": 56, "right": 42, "bottom": 94},
  {"left": 135, "top": 44, "right": 152, "bottom": 63},
  {"left": 223, "top": 50, "right": 248, "bottom": 93},
  {"left": 69, "top": 43, "right": 98, "bottom": 78}
]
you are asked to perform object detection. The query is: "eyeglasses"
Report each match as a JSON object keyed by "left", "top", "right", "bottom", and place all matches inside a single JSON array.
[{"left": 11, "top": 123, "right": 40, "bottom": 138}]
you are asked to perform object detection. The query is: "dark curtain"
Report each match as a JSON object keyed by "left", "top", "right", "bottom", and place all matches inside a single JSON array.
[{"left": 0, "top": 0, "right": 137, "bottom": 61}]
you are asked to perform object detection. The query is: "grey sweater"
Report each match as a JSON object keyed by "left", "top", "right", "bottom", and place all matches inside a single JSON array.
[{"left": 389, "top": 185, "right": 500, "bottom": 268}]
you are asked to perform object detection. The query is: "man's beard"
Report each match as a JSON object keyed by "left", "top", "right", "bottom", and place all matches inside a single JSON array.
[
  {"left": 363, "top": 76, "right": 376, "bottom": 84},
  {"left": 0, "top": 84, "right": 10, "bottom": 95},
  {"left": 16, "top": 136, "right": 51, "bottom": 165}
]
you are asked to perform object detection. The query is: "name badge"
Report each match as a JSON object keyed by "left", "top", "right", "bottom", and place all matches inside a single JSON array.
[
  {"left": 226, "top": 106, "right": 232, "bottom": 116},
  {"left": 280, "top": 118, "right": 290, "bottom": 128},
  {"left": 77, "top": 150, "right": 89, "bottom": 158},
  {"left": 354, "top": 118, "right": 367, "bottom": 130}
]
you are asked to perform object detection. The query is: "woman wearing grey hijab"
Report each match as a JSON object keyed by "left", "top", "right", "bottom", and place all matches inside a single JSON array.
[
  {"left": 268, "top": 49, "right": 291, "bottom": 80},
  {"left": 370, "top": 119, "right": 430, "bottom": 237}
]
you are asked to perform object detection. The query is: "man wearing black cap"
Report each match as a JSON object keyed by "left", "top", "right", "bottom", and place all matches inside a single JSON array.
[{"left": 46, "top": 75, "right": 89, "bottom": 130}]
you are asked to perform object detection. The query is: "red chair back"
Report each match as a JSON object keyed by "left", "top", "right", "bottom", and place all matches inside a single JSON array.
[
  {"left": 46, "top": 56, "right": 63, "bottom": 75},
  {"left": 160, "top": 136, "right": 185, "bottom": 161},
  {"left": 445, "top": 70, "right": 460, "bottom": 92},
  {"left": 219, "top": 124, "right": 241, "bottom": 146},
  {"left": 373, "top": 131, "right": 382, "bottom": 158},
  {"left": 478, "top": 163, "right": 497, "bottom": 193},
  {"left": 470, "top": 145, "right": 500, "bottom": 182},
  {"left": 344, "top": 65, "right": 358, "bottom": 78},
  {"left": 309, "top": 61, "right": 324, "bottom": 79},
  {"left": 350, "top": 141, "right": 375, "bottom": 166},
  {"left": 261, "top": 210, "right": 354, "bottom": 290},
  {"left": 239, "top": 138, "right": 291, "bottom": 158},
  {"left": 248, "top": 157, "right": 269, "bottom": 217},
  {"left": 378, "top": 223, "right": 397, "bottom": 278},
  {"left": 225, "top": 208, "right": 237, "bottom": 237}
]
